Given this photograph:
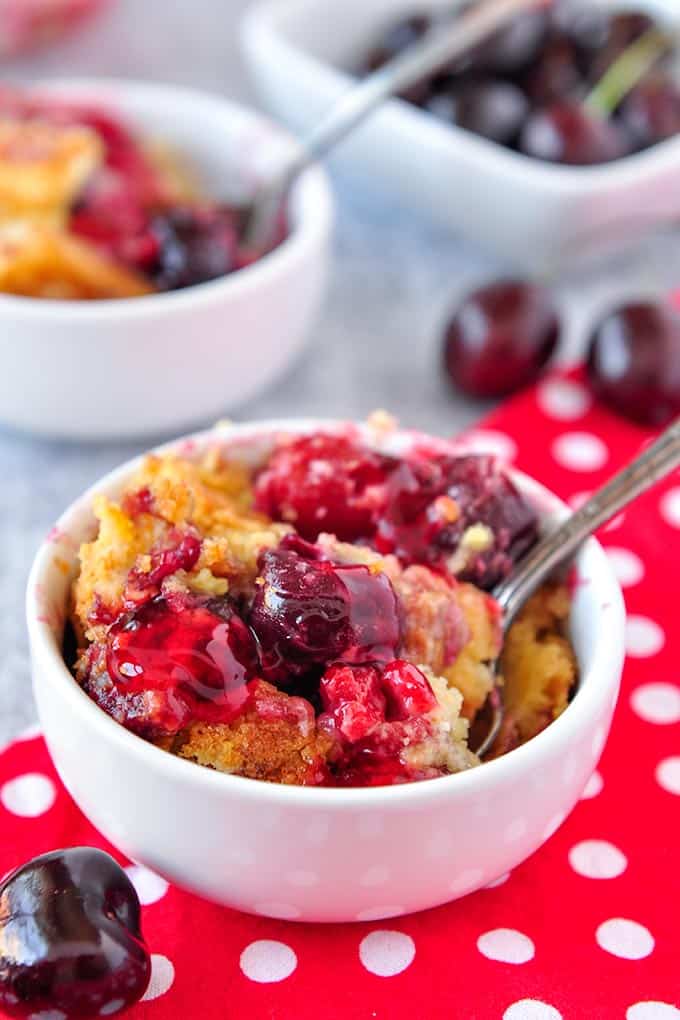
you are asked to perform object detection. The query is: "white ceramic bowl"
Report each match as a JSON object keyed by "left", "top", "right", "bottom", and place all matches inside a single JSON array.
[
  {"left": 242, "top": 0, "right": 680, "bottom": 270},
  {"left": 27, "top": 419, "right": 625, "bottom": 923},
  {"left": 0, "top": 80, "right": 333, "bottom": 440}
]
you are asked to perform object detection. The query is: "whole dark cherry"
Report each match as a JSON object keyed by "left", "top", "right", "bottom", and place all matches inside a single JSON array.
[
  {"left": 586, "top": 301, "right": 680, "bottom": 427},
  {"left": 442, "top": 280, "right": 560, "bottom": 398},
  {"left": 363, "top": 15, "right": 433, "bottom": 105},
  {"left": 425, "top": 77, "right": 529, "bottom": 145},
  {"left": 0, "top": 847, "right": 150, "bottom": 1018},
  {"left": 474, "top": 8, "right": 550, "bottom": 74},
  {"left": 520, "top": 32, "right": 585, "bottom": 106},
  {"left": 249, "top": 535, "right": 401, "bottom": 683},
  {"left": 149, "top": 204, "right": 239, "bottom": 290},
  {"left": 519, "top": 100, "right": 630, "bottom": 164},
  {"left": 619, "top": 74, "right": 680, "bottom": 150}
]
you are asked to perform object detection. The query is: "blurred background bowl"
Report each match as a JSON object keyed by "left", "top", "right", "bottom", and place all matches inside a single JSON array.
[
  {"left": 0, "top": 78, "right": 333, "bottom": 441},
  {"left": 242, "top": 0, "right": 680, "bottom": 271}
]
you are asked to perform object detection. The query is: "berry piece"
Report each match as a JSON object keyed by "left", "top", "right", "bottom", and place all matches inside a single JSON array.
[
  {"left": 249, "top": 535, "right": 401, "bottom": 682},
  {"left": 586, "top": 301, "right": 680, "bottom": 426},
  {"left": 442, "top": 280, "right": 560, "bottom": 398},
  {"left": 0, "top": 847, "right": 150, "bottom": 1018},
  {"left": 381, "top": 659, "right": 438, "bottom": 720},
  {"left": 254, "top": 433, "right": 396, "bottom": 542},
  {"left": 149, "top": 204, "right": 239, "bottom": 291}
]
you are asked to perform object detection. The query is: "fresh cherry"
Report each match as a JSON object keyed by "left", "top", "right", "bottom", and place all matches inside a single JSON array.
[
  {"left": 425, "top": 77, "right": 529, "bottom": 145},
  {"left": 442, "top": 280, "right": 560, "bottom": 398},
  {"left": 519, "top": 100, "right": 629, "bottom": 164},
  {"left": 97, "top": 594, "right": 259, "bottom": 735},
  {"left": 474, "top": 8, "right": 550, "bottom": 74},
  {"left": 0, "top": 847, "right": 150, "bottom": 1018},
  {"left": 363, "top": 15, "right": 433, "bottom": 105},
  {"left": 149, "top": 204, "right": 239, "bottom": 290},
  {"left": 586, "top": 301, "right": 680, "bottom": 427},
  {"left": 619, "top": 74, "right": 680, "bottom": 150},
  {"left": 249, "top": 535, "right": 401, "bottom": 683},
  {"left": 520, "top": 32, "right": 585, "bottom": 106}
]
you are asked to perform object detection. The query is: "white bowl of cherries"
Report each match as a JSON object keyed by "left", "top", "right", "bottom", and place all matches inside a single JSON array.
[{"left": 243, "top": 0, "right": 680, "bottom": 269}]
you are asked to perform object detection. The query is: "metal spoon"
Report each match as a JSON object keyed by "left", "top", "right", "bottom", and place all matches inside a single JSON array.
[
  {"left": 475, "top": 417, "right": 680, "bottom": 758},
  {"left": 240, "top": 0, "right": 549, "bottom": 253}
]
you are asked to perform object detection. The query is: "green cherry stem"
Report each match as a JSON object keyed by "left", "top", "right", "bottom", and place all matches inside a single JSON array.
[{"left": 584, "top": 26, "right": 674, "bottom": 119}]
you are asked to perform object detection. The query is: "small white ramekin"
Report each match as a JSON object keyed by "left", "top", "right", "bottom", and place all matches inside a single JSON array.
[
  {"left": 27, "top": 420, "right": 625, "bottom": 923},
  {"left": 0, "top": 80, "right": 333, "bottom": 440},
  {"left": 242, "top": 0, "right": 680, "bottom": 270}
]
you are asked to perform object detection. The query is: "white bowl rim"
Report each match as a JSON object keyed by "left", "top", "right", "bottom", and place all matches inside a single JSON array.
[
  {"left": 27, "top": 418, "right": 626, "bottom": 808},
  {"left": 242, "top": 0, "right": 680, "bottom": 194},
  {"left": 0, "top": 77, "right": 333, "bottom": 319}
]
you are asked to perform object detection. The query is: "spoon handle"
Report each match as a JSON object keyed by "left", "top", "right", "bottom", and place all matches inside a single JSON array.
[
  {"left": 493, "top": 418, "right": 680, "bottom": 628},
  {"left": 245, "top": 0, "right": 548, "bottom": 247},
  {"left": 294, "top": 0, "right": 548, "bottom": 173}
]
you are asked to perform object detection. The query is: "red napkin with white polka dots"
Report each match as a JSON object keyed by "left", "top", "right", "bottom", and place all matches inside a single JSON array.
[{"left": 2, "top": 368, "right": 679, "bottom": 1020}]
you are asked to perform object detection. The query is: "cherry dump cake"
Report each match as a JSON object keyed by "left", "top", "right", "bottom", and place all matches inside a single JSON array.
[
  {"left": 70, "top": 429, "right": 577, "bottom": 787},
  {"left": 0, "top": 89, "right": 284, "bottom": 300}
]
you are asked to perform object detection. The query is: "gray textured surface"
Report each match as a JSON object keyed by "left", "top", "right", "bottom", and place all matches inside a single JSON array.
[{"left": 2, "top": 0, "right": 679, "bottom": 746}]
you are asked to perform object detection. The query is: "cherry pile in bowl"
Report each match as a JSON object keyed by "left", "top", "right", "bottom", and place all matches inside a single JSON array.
[
  {"left": 441, "top": 279, "right": 680, "bottom": 428},
  {"left": 360, "top": 1, "right": 680, "bottom": 165}
]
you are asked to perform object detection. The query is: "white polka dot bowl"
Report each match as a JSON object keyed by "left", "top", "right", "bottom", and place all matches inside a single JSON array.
[
  {"left": 0, "top": 79, "right": 332, "bottom": 441},
  {"left": 26, "top": 420, "right": 626, "bottom": 923}
]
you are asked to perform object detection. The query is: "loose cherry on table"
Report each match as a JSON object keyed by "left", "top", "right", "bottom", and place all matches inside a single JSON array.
[
  {"left": 442, "top": 280, "right": 560, "bottom": 399},
  {"left": 0, "top": 847, "right": 150, "bottom": 1018},
  {"left": 586, "top": 301, "right": 680, "bottom": 427}
]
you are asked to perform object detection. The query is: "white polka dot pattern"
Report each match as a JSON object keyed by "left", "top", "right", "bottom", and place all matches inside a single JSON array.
[
  {"left": 356, "top": 905, "right": 404, "bottom": 922},
  {"left": 459, "top": 429, "right": 517, "bottom": 462},
  {"left": 538, "top": 379, "right": 591, "bottom": 420},
  {"left": 124, "top": 865, "right": 169, "bottom": 905},
  {"left": 99, "top": 1000, "right": 125, "bottom": 1016},
  {"left": 359, "top": 930, "right": 415, "bottom": 977},
  {"left": 240, "top": 941, "right": 297, "bottom": 983},
  {"left": 1, "top": 773, "right": 56, "bottom": 817},
  {"left": 605, "top": 548, "right": 644, "bottom": 587},
  {"left": 484, "top": 872, "right": 511, "bottom": 889},
  {"left": 504, "top": 1000, "right": 563, "bottom": 1020},
  {"left": 477, "top": 928, "right": 535, "bottom": 964},
  {"left": 580, "top": 771, "right": 604, "bottom": 800},
  {"left": 569, "top": 840, "right": 627, "bottom": 879},
  {"left": 552, "top": 432, "right": 608, "bottom": 472},
  {"left": 627, "top": 1003, "right": 680, "bottom": 1020},
  {"left": 449, "top": 868, "right": 484, "bottom": 894},
  {"left": 656, "top": 757, "right": 680, "bottom": 795},
  {"left": 660, "top": 487, "right": 680, "bottom": 528},
  {"left": 625, "top": 617, "right": 665, "bottom": 658},
  {"left": 631, "top": 684, "right": 680, "bottom": 724},
  {"left": 596, "top": 918, "right": 654, "bottom": 959},
  {"left": 141, "top": 954, "right": 175, "bottom": 1001}
]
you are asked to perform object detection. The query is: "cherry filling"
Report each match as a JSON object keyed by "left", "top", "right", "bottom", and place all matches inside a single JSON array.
[
  {"left": 105, "top": 595, "right": 258, "bottom": 732},
  {"left": 318, "top": 660, "right": 440, "bottom": 785},
  {"left": 254, "top": 433, "right": 398, "bottom": 541},
  {"left": 256, "top": 435, "right": 538, "bottom": 590},
  {"left": 123, "top": 529, "right": 202, "bottom": 608},
  {"left": 249, "top": 535, "right": 401, "bottom": 683}
]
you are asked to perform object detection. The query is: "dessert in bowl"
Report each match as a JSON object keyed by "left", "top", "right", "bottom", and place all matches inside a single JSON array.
[
  {"left": 27, "top": 419, "right": 625, "bottom": 921},
  {"left": 0, "top": 80, "right": 332, "bottom": 439}
]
